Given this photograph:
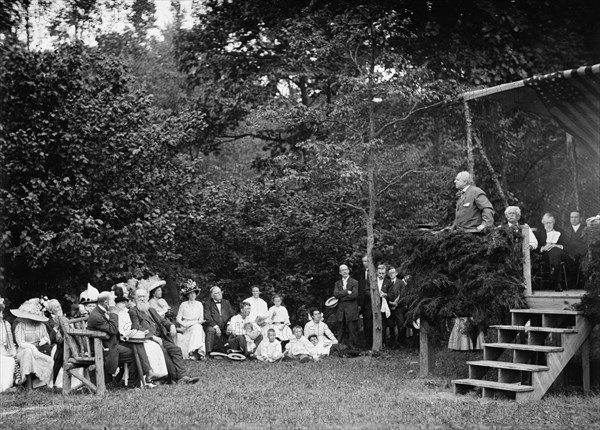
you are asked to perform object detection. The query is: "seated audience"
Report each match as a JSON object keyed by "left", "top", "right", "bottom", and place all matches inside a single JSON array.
[
  {"left": 10, "top": 299, "right": 54, "bottom": 388},
  {"left": 87, "top": 291, "right": 140, "bottom": 388},
  {"left": 226, "top": 302, "right": 263, "bottom": 355},
  {"left": 503, "top": 206, "right": 538, "bottom": 249},
  {"left": 203, "top": 286, "right": 235, "bottom": 355},
  {"left": 563, "top": 211, "right": 587, "bottom": 289},
  {"left": 0, "top": 297, "right": 17, "bottom": 392},
  {"left": 112, "top": 285, "right": 167, "bottom": 385},
  {"left": 536, "top": 212, "right": 565, "bottom": 291},
  {"left": 243, "top": 286, "right": 269, "bottom": 323},
  {"left": 256, "top": 328, "right": 283, "bottom": 362},
  {"left": 284, "top": 326, "right": 314, "bottom": 362},
  {"left": 44, "top": 299, "right": 66, "bottom": 386},
  {"left": 78, "top": 284, "right": 99, "bottom": 316},
  {"left": 176, "top": 280, "right": 206, "bottom": 360},
  {"left": 129, "top": 289, "right": 199, "bottom": 384},
  {"left": 303, "top": 309, "right": 338, "bottom": 355}
]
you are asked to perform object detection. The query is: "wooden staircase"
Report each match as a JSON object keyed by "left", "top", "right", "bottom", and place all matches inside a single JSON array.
[{"left": 452, "top": 308, "right": 592, "bottom": 402}]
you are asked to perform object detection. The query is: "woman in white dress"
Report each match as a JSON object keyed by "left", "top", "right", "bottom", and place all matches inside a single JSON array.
[
  {"left": 176, "top": 280, "right": 206, "bottom": 360},
  {"left": 0, "top": 297, "right": 17, "bottom": 392},
  {"left": 10, "top": 298, "right": 54, "bottom": 388}
]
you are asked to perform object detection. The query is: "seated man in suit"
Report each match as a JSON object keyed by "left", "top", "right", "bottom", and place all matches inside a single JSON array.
[
  {"left": 203, "top": 286, "right": 235, "bottom": 356},
  {"left": 563, "top": 211, "right": 587, "bottom": 289},
  {"left": 503, "top": 206, "right": 538, "bottom": 249},
  {"left": 87, "top": 291, "right": 140, "bottom": 388},
  {"left": 129, "top": 289, "right": 198, "bottom": 384},
  {"left": 536, "top": 213, "right": 565, "bottom": 291}
]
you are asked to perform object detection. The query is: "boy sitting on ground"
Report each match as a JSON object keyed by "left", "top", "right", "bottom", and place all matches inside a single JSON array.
[
  {"left": 243, "top": 322, "right": 259, "bottom": 355},
  {"left": 307, "top": 334, "right": 334, "bottom": 361},
  {"left": 256, "top": 328, "right": 283, "bottom": 362},
  {"left": 284, "top": 326, "right": 314, "bottom": 363}
]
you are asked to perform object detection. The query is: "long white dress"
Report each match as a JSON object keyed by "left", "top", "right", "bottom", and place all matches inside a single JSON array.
[
  {"left": 14, "top": 320, "right": 54, "bottom": 387},
  {"left": 262, "top": 305, "right": 293, "bottom": 341},
  {"left": 176, "top": 300, "right": 206, "bottom": 358},
  {"left": 0, "top": 320, "right": 16, "bottom": 392},
  {"left": 117, "top": 308, "right": 168, "bottom": 377}
]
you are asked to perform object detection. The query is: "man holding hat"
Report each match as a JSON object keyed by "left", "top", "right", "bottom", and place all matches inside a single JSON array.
[{"left": 333, "top": 264, "right": 359, "bottom": 349}]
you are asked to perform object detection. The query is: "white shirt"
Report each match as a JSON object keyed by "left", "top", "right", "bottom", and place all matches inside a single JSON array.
[
  {"left": 227, "top": 314, "right": 260, "bottom": 337},
  {"left": 242, "top": 297, "right": 268, "bottom": 322},
  {"left": 572, "top": 224, "right": 581, "bottom": 233},
  {"left": 303, "top": 320, "right": 337, "bottom": 343}
]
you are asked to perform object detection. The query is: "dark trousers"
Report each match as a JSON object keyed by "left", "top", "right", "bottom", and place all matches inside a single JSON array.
[
  {"left": 362, "top": 299, "right": 373, "bottom": 349},
  {"left": 159, "top": 338, "right": 186, "bottom": 382},
  {"left": 133, "top": 344, "right": 152, "bottom": 374},
  {"left": 228, "top": 334, "right": 263, "bottom": 354},
  {"left": 52, "top": 341, "right": 63, "bottom": 383},
  {"left": 337, "top": 314, "right": 358, "bottom": 349},
  {"left": 386, "top": 308, "right": 406, "bottom": 347},
  {"left": 542, "top": 248, "right": 563, "bottom": 287},
  {"left": 106, "top": 344, "right": 140, "bottom": 387},
  {"left": 205, "top": 326, "right": 228, "bottom": 353}
]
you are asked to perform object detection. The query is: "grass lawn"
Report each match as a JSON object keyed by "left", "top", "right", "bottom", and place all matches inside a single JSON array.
[{"left": 1, "top": 348, "right": 599, "bottom": 430}]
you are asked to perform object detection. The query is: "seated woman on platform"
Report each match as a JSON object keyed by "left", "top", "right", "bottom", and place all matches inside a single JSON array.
[
  {"left": 111, "top": 285, "right": 168, "bottom": 384},
  {"left": 10, "top": 298, "right": 54, "bottom": 388},
  {"left": 0, "top": 297, "right": 17, "bottom": 392},
  {"left": 536, "top": 212, "right": 565, "bottom": 291},
  {"left": 176, "top": 280, "right": 206, "bottom": 360}
]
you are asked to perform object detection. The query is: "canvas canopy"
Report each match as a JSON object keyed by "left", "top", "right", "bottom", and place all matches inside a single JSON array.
[{"left": 462, "top": 64, "right": 600, "bottom": 158}]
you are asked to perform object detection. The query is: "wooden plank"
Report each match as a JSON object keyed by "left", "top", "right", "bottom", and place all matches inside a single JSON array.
[
  {"left": 484, "top": 343, "right": 563, "bottom": 352},
  {"left": 490, "top": 325, "right": 577, "bottom": 333},
  {"left": 94, "top": 338, "right": 105, "bottom": 396},
  {"left": 66, "top": 328, "right": 109, "bottom": 339},
  {"left": 419, "top": 319, "right": 435, "bottom": 377},
  {"left": 510, "top": 309, "right": 582, "bottom": 315},
  {"left": 452, "top": 378, "right": 534, "bottom": 392},
  {"left": 582, "top": 337, "right": 590, "bottom": 395},
  {"left": 467, "top": 360, "right": 549, "bottom": 372},
  {"left": 525, "top": 296, "right": 584, "bottom": 310}
]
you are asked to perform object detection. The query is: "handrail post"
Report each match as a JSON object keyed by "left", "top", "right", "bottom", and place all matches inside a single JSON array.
[{"left": 522, "top": 225, "right": 532, "bottom": 295}]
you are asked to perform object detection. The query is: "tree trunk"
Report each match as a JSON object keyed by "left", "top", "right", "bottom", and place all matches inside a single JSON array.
[
  {"left": 566, "top": 133, "right": 580, "bottom": 210},
  {"left": 463, "top": 100, "right": 475, "bottom": 175}
]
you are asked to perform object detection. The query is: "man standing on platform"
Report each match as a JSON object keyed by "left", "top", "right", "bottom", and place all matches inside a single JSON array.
[
  {"left": 563, "top": 211, "right": 587, "bottom": 289},
  {"left": 449, "top": 171, "right": 494, "bottom": 232},
  {"left": 333, "top": 264, "right": 359, "bottom": 349}
]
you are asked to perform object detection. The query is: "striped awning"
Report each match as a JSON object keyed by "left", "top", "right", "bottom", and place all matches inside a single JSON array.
[{"left": 462, "top": 64, "right": 600, "bottom": 157}]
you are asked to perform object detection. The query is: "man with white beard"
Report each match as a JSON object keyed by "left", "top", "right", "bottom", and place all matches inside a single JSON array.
[{"left": 129, "top": 289, "right": 199, "bottom": 384}]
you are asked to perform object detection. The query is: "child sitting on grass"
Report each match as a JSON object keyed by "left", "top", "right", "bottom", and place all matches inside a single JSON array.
[
  {"left": 307, "top": 334, "right": 333, "bottom": 361},
  {"left": 243, "top": 322, "right": 259, "bottom": 355},
  {"left": 284, "top": 326, "right": 314, "bottom": 363},
  {"left": 256, "top": 328, "right": 283, "bottom": 362}
]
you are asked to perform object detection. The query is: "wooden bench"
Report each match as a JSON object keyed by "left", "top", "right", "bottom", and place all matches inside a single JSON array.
[{"left": 59, "top": 316, "right": 109, "bottom": 395}]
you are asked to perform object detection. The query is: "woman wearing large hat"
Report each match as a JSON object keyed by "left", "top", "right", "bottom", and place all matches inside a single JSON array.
[
  {"left": 10, "top": 298, "right": 54, "bottom": 388},
  {"left": 175, "top": 280, "right": 206, "bottom": 360},
  {"left": 139, "top": 276, "right": 171, "bottom": 319},
  {"left": 0, "top": 297, "right": 17, "bottom": 392}
]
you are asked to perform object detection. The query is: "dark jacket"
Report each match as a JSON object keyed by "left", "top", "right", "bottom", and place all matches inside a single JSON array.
[
  {"left": 203, "top": 299, "right": 235, "bottom": 332},
  {"left": 333, "top": 277, "right": 359, "bottom": 322}
]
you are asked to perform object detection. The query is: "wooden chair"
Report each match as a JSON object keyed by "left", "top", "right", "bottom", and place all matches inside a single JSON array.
[{"left": 59, "top": 316, "right": 109, "bottom": 395}]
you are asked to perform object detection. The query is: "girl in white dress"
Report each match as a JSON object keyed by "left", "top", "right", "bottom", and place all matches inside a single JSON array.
[
  {"left": 176, "top": 280, "right": 206, "bottom": 360},
  {"left": 0, "top": 298, "right": 17, "bottom": 392},
  {"left": 263, "top": 295, "right": 293, "bottom": 345}
]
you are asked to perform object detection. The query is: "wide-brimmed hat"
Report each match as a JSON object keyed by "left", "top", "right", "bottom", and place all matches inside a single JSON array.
[
  {"left": 111, "top": 284, "right": 129, "bottom": 303},
  {"left": 138, "top": 275, "right": 166, "bottom": 294},
  {"left": 80, "top": 283, "right": 99, "bottom": 304},
  {"left": 227, "top": 352, "right": 247, "bottom": 361},
  {"left": 325, "top": 297, "right": 338, "bottom": 308},
  {"left": 255, "top": 313, "right": 270, "bottom": 326},
  {"left": 180, "top": 279, "right": 200, "bottom": 297},
  {"left": 10, "top": 298, "right": 49, "bottom": 322}
]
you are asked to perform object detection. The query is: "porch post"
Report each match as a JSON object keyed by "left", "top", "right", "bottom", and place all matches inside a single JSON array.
[{"left": 522, "top": 225, "right": 532, "bottom": 295}]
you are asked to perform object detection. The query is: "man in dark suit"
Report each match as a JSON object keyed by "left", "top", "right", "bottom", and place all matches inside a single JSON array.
[
  {"left": 450, "top": 171, "right": 494, "bottom": 232},
  {"left": 357, "top": 255, "right": 373, "bottom": 349},
  {"left": 87, "top": 291, "right": 140, "bottom": 388},
  {"left": 383, "top": 267, "right": 406, "bottom": 349},
  {"left": 562, "top": 211, "right": 587, "bottom": 289},
  {"left": 203, "top": 286, "right": 236, "bottom": 355},
  {"left": 333, "top": 264, "right": 359, "bottom": 349},
  {"left": 130, "top": 288, "right": 198, "bottom": 384}
]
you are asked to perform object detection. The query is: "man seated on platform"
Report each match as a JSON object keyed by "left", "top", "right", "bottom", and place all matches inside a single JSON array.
[
  {"left": 449, "top": 171, "right": 494, "bottom": 232},
  {"left": 503, "top": 206, "right": 538, "bottom": 250},
  {"left": 87, "top": 291, "right": 140, "bottom": 388},
  {"left": 203, "top": 286, "right": 236, "bottom": 356},
  {"left": 129, "top": 289, "right": 198, "bottom": 384},
  {"left": 226, "top": 302, "right": 263, "bottom": 356},
  {"left": 535, "top": 212, "right": 565, "bottom": 292},
  {"left": 563, "top": 211, "right": 587, "bottom": 289}
]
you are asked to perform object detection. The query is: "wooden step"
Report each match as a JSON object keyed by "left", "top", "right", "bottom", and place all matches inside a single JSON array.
[
  {"left": 483, "top": 343, "right": 563, "bottom": 352},
  {"left": 490, "top": 325, "right": 578, "bottom": 333},
  {"left": 467, "top": 360, "right": 549, "bottom": 372},
  {"left": 510, "top": 309, "right": 582, "bottom": 315},
  {"left": 452, "top": 378, "right": 534, "bottom": 392}
]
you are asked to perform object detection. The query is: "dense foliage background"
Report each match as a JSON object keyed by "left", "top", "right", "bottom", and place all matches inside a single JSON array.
[{"left": 1, "top": 1, "right": 599, "bottom": 326}]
